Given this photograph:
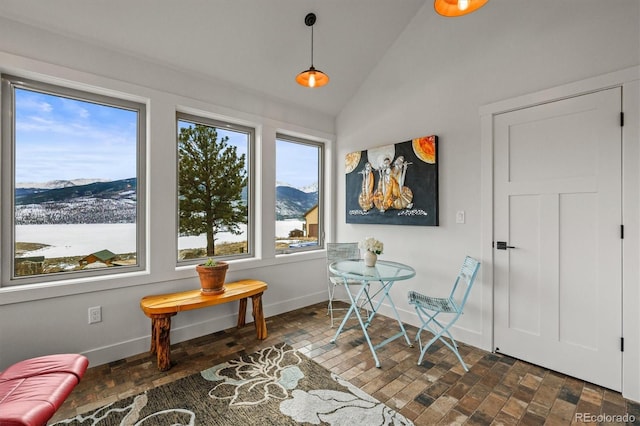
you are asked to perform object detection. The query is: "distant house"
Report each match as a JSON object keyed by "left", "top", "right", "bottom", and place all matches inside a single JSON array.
[
  {"left": 303, "top": 204, "right": 318, "bottom": 238},
  {"left": 83, "top": 261, "right": 109, "bottom": 269},
  {"left": 80, "top": 249, "right": 117, "bottom": 266},
  {"left": 15, "top": 256, "right": 45, "bottom": 275},
  {"left": 288, "top": 229, "right": 304, "bottom": 238}
]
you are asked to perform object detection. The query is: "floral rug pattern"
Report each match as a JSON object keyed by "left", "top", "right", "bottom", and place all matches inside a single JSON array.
[{"left": 54, "top": 343, "right": 413, "bottom": 425}]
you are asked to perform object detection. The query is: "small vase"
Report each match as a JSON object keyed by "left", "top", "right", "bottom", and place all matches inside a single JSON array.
[{"left": 364, "top": 251, "right": 377, "bottom": 267}]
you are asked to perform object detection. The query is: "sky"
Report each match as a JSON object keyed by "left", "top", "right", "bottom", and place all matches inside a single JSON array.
[
  {"left": 177, "top": 121, "right": 319, "bottom": 189},
  {"left": 15, "top": 87, "right": 138, "bottom": 183},
  {"left": 15, "top": 88, "right": 319, "bottom": 189},
  {"left": 275, "top": 138, "right": 319, "bottom": 189}
]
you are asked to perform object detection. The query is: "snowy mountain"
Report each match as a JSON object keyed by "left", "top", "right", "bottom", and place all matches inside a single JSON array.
[
  {"left": 16, "top": 178, "right": 109, "bottom": 189},
  {"left": 15, "top": 179, "right": 317, "bottom": 224},
  {"left": 15, "top": 178, "right": 137, "bottom": 225},
  {"left": 276, "top": 181, "right": 318, "bottom": 193},
  {"left": 275, "top": 185, "right": 317, "bottom": 220},
  {"left": 299, "top": 182, "right": 318, "bottom": 193}
]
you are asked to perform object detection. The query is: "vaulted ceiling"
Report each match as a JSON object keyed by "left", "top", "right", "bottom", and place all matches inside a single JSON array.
[{"left": 0, "top": 0, "right": 428, "bottom": 116}]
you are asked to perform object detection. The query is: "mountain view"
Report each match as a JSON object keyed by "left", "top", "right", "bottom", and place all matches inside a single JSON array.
[
  {"left": 15, "top": 178, "right": 137, "bottom": 225},
  {"left": 275, "top": 182, "right": 318, "bottom": 220},
  {"left": 15, "top": 179, "right": 318, "bottom": 225}
]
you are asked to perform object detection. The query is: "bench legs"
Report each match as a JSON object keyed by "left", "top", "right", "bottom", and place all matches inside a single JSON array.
[
  {"left": 150, "top": 292, "right": 267, "bottom": 371},
  {"left": 150, "top": 313, "right": 175, "bottom": 372},
  {"left": 237, "top": 292, "right": 268, "bottom": 340}
]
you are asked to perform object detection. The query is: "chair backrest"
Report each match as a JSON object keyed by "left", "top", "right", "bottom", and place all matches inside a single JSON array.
[
  {"left": 326, "top": 243, "right": 360, "bottom": 265},
  {"left": 449, "top": 256, "right": 481, "bottom": 308},
  {"left": 327, "top": 243, "right": 359, "bottom": 279}
]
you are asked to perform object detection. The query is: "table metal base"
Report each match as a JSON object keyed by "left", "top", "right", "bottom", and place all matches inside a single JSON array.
[{"left": 330, "top": 278, "right": 412, "bottom": 368}]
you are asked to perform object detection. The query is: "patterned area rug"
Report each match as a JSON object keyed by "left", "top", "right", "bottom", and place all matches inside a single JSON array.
[{"left": 53, "top": 343, "right": 413, "bottom": 425}]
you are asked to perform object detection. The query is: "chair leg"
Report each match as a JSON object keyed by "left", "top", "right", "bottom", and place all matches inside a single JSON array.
[
  {"left": 328, "top": 283, "right": 349, "bottom": 328},
  {"left": 327, "top": 282, "right": 335, "bottom": 327},
  {"left": 329, "top": 303, "right": 334, "bottom": 327},
  {"left": 414, "top": 308, "right": 468, "bottom": 372}
]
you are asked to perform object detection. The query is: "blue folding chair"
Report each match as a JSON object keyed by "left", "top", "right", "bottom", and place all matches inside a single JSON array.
[{"left": 408, "top": 256, "right": 480, "bottom": 371}]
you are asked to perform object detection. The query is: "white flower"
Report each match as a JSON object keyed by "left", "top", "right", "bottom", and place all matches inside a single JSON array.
[{"left": 359, "top": 237, "right": 383, "bottom": 255}]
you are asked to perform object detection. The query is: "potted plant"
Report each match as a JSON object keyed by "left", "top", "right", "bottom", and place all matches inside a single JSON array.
[
  {"left": 359, "top": 237, "right": 384, "bottom": 267},
  {"left": 196, "top": 258, "right": 229, "bottom": 295}
]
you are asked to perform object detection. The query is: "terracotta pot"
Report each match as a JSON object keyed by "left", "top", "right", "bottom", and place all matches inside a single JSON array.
[{"left": 196, "top": 261, "right": 229, "bottom": 295}]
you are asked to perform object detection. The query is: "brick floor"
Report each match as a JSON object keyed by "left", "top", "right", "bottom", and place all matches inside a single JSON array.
[{"left": 51, "top": 302, "right": 639, "bottom": 425}]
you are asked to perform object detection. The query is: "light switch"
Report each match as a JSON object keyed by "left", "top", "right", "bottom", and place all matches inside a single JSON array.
[{"left": 456, "top": 210, "right": 465, "bottom": 224}]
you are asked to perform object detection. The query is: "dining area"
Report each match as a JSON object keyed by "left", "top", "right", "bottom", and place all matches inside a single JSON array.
[{"left": 326, "top": 241, "right": 480, "bottom": 370}]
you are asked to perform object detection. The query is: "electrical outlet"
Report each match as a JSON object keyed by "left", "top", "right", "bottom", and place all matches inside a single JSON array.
[{"left": 88, "top": 306, "right": 102, "bottom": 324}]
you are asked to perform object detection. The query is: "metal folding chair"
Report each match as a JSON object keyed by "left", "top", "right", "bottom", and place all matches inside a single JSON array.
[
  {"left": 408, "top": 256, "right": 480, "bottom": 371},
  {"left": 326, "top": 242, "right": 361, "bottom": 327}
]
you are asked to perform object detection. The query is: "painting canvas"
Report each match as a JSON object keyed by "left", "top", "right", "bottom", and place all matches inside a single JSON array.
[{"left": 345, "top": 135, "right": 438, "bottom": 226}]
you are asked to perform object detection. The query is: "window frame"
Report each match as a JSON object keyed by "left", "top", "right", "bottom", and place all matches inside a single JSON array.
[
  {"left": 0, "top": 74, "right": 147, "bottom": 286},
  {"left": 176, "top": 111, "right": 255, "bottom": 265},
  {"left": 275, "top": 133, "right": 325, "bottom": 254}
]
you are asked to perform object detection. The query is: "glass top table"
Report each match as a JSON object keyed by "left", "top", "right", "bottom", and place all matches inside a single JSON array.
[{"left": 329, "top": 259, "right": 416, "bottom": 368}]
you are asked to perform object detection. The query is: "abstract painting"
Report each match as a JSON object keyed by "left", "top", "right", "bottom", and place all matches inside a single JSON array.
[{"left": 345, "top": 135, "right": 438, "bottom": 226}]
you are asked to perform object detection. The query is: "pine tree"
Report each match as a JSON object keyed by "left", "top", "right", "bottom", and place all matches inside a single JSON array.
[{"left": 178, "top": 124, "right": 247, "bottom": 256}]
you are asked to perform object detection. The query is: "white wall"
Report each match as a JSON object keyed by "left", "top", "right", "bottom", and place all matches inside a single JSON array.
[
  {"left": 0, "top": 18, "right": 335, "bottom": 369},
  {"left": 335, "top": 0, "right": 640, "bottom": 400},
  {"left": 2, "top": 0, "right": 640, "bottom": 403}
]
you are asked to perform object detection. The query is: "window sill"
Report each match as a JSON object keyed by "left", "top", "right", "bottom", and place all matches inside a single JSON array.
[{"left": 0, "top": 249, "right": 326, "bottom": 305}]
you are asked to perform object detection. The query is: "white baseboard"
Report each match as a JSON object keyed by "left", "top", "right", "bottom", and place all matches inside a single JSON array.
[
  {"left": 82, "top": 290, "right": 329, "bottom": 367},
  {"left": 375, "top": 303, "right": 487, "bottom": 352}
]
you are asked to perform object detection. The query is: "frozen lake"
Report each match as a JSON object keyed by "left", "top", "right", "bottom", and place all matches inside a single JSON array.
[{"left": 16, "top": 220, "right": 304, "bottom": 258}]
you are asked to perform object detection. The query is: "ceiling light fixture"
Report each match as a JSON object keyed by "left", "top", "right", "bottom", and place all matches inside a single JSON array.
[
  {"left": 296, "top": 13, "right": 329, "bottom": 88},
  {"left": 434, "top": 0, "right": 489, "bottom": 17}
]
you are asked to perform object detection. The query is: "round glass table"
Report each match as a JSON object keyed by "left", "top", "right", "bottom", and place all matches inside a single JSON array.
[{"left": 329, "top": 259, "right": 416, "bottom": 368}]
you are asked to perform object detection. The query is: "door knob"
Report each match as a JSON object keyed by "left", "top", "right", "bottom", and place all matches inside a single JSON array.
[{"left": 496, "top": 241, "right": 515, "bottom": 250}]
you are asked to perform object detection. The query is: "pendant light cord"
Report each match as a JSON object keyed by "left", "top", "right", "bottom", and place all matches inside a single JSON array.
[{"left": 310, "top": 25, "right": 314, "bottom": 67}]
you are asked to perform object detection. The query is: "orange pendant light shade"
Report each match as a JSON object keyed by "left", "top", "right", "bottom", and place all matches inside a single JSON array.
[
  {"left": 296, "top": 13, "right": 329, "bottom": 88},
  {"left": 434, "top": 0, "right": 489, "bottom": 17},
  {"left": 296, "top": 66, "right": 329, "bottom": 88}
]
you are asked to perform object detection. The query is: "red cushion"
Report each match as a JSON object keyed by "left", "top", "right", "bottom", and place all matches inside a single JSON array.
[
  {"left": 0, "top": 354, "right": 88, "bottom": 426},
  {"left": 0, "top": 354, "right": 88, "bottom": 382},
  {"left": 0, "top": 373, "right": 78, "bottom": 425}
]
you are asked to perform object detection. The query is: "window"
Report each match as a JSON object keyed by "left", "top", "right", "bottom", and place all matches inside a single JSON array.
[
  {"left": 177, "top": 113, "right": 253, "bottom": 263},
  {"left": 1, "top": 75, "right": 146, "bottom": 285},
  {"left": 275, "top": 135, "right": 323, "bottom": 253}
]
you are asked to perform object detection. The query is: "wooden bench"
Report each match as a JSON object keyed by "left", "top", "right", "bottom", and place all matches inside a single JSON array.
[{"left": 140, "top": 279, "right": 268, "bottom": 371}]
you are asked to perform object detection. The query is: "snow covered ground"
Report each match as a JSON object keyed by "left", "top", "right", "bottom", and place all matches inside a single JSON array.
[{"left": 16, "top": 220, "right": 304, "bottom": 258}]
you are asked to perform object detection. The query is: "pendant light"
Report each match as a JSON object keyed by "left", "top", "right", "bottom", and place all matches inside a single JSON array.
[
  {"left": 434, "top": 0, "right": 488, "bottom": 17},
  {"left": 296, "top": 13, "right": 329, "bottom": 88}
]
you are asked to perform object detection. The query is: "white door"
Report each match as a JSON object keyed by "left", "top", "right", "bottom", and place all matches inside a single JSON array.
[{"left": 493, "top": 87, "right": 622, "bottom": 391}]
